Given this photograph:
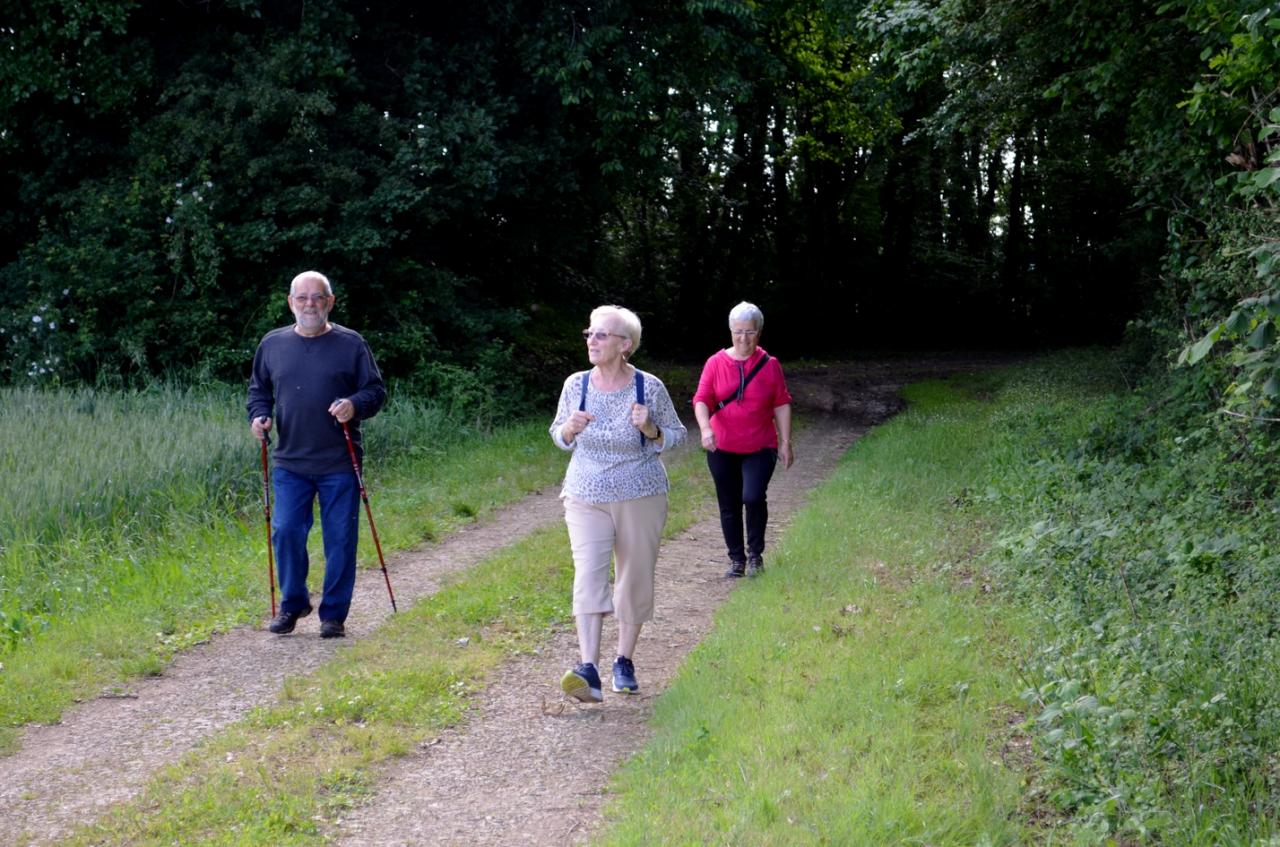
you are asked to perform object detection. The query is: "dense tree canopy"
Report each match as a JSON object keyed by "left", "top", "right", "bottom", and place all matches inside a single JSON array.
[{"left": 1, "top": 0, "right": 1277, "bottom": 409}]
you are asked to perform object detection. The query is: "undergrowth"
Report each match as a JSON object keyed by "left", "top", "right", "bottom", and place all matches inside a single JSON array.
[{"left": 979, "top": 351, "right": 1280, "bottom": 844}]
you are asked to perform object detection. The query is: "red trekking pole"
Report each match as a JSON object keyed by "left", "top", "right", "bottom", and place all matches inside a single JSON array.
[
  {"left": 259, "top": 433, "right": 277, "bottom": 617},
  {"left": 341, "top": 420, "right": 397, "bottom": 612}
]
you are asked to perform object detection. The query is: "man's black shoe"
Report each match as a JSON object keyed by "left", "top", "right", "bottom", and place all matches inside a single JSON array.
[
  {"left": 746, "top": 554, "right": 765, "bottom": 577},
  {"left": 268, "top": 604, "right": 313, "bottom": 634},
  {"left": 724, "top": 559, "right": 746, "bottom": 579},
  {"left": 319, "top": 620, "right": 346, "bottom": 639}
]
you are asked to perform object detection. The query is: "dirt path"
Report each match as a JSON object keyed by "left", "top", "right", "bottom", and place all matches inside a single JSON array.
[
  {"left": 0, "top": 357, "right": 1002, "bottom": 846},
  {"left": 0, "top": 486, "right": 567, "bottom": 845}
]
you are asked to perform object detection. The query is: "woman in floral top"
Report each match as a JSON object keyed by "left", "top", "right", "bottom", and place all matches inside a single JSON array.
[{"left": 549, "top": 305, "right": 687, "bottom": 702}]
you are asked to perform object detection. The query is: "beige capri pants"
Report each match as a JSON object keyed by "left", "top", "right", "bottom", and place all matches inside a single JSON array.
[{"left": 564, "top": 492, "right": 668, "bottom": 623}]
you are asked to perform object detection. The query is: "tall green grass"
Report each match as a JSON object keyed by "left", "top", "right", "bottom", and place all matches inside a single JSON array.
[
  {"left": 0, "top": 383, "right": 567, "bottom": 752},
  {"left": 0, "top": 386, "right": 259, "bottom": 542}
]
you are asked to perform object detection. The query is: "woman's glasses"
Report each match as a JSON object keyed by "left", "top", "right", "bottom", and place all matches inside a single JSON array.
[
  {"left": 582, "top": 329, "right": 626, "bottom": 342},
  {"left": 731, "top": 329, "right": 758, "bottom": 337}
]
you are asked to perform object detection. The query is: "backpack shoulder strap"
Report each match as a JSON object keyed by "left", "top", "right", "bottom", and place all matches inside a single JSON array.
[{"left": 635, "top": 370, "right": 646, "bottom": 446}]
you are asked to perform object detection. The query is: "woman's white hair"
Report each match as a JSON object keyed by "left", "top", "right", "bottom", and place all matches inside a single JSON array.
[
  {"left": 591, "top": 304, "right": 643, "bottom": 359},
  {"left": 728, "top": 301, "right": 764, "bottom": 331}
]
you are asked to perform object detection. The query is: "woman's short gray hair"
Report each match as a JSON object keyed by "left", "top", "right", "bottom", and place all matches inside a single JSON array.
[
  {"left": 728, "top": 301, "right": 764, "bottom": 331},
  {"left": 591, "top": 304, "right": 643, "bottom": 358}
]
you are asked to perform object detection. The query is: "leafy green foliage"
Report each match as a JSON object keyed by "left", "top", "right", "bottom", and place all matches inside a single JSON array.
[
  {"left": 9, "top": 0, "right": 1204, "bottom": 384},
  {"left": 1175, "top": 205, "right": 1280, "bottom": 416},
  {"left": 980, "top": 353, "right": 1280, "bottom": 842}
]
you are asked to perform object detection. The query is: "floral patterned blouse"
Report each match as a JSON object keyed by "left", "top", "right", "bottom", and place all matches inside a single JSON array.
[{"left": 549, "top": 367, "right": 688, "bottom": 503}]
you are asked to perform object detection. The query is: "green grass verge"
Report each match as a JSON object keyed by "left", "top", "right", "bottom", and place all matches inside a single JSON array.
[{"left": 596, "top": 379, "right": 1034, "bottom": 845}]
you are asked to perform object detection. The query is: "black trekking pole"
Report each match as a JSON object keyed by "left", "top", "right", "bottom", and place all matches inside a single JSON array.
[
  {"left": 341, "top": 420, "right": 398, "bottom": 612},
  {"left": 259, "top": 432, "right": 277, "bottom": 618}
]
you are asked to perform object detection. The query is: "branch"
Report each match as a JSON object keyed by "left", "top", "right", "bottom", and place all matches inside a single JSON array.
[{"left": 1221, "top": 409, "right": 1280, "bottom": 423}]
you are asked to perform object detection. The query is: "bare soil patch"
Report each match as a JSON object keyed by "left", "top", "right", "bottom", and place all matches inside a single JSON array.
[{"left": 0, "top": 356, "right": 1002, "bottom": 846}]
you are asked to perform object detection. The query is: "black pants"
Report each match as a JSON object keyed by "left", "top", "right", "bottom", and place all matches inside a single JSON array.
[{"left": 706, "top": 447, "right": 777, "bottom": 563}]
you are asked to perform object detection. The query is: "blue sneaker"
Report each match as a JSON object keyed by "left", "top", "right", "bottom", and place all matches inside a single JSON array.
[
  {"left": 612, "top": 656, "right": 639, "bottom": 694},
  {"left": 561, "top": 662, "right": 603, "bottom": 703}
]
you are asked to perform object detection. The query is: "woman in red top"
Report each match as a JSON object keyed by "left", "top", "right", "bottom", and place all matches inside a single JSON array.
[{"left": 692, "top": 301, "right": 794, "bottom": 578}]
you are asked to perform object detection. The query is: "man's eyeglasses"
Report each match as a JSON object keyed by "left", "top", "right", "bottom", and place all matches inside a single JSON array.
[
  {"left": 583, "top": 329, "right": 626, "bottom": 342},
  {"left": 731, "top": 329, "right": 758, "bottom": 337},
  {"left": 292, "top": 293, "right": 332, "bottom": 304}
]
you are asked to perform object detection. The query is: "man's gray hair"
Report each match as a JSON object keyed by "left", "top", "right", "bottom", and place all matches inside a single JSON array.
[
  {"left": 728, "top": 301, "right": 764, "bottom": 331},
  {"left": 290, "top": 270, "right": 333, "bottom": 296}
]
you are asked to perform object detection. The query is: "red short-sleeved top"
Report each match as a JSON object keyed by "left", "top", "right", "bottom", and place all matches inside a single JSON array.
[{"left": 692, "top": 347, "right": 792, "bottom": 454}]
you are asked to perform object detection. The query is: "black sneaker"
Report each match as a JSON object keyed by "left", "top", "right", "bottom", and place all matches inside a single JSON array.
[
  {"left": 268, "top": 604, "right": 313, "bottom": 634},
  {"left": 319, "top": 620, "right": 345, "bottom": 639},
  {"left": 724, "top": 559, "right": 746, "bottom": 578},
  {"left": 746, "top": 554, "right": 765, "bottom": 577},
  {"left": 561, "top": 662, "right": 603, "bottom": 703},
  {"left": 612, "top": 656, "right": 639, "bottom": 694}
]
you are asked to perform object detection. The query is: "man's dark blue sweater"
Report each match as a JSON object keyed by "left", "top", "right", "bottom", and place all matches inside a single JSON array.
[{"left": 247, "top": 324, "right": 387, "bottom": 475}]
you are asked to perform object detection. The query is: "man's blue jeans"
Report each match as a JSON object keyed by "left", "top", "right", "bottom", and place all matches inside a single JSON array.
[{"left": 272, "top": 467, "right": 360, "bottom": 623}]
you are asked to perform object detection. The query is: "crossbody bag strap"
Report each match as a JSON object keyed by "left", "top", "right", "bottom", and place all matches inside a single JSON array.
[{"left": 712, "top": 353, "right": 771, "bottom": 414}]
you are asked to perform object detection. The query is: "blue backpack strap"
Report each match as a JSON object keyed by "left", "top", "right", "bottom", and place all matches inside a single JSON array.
[
  {"left": 578, "top": 371, "right": 589, "bottom": 412},
  {"left": 635, "top": 370, "right": 646, "bottom": 445}
]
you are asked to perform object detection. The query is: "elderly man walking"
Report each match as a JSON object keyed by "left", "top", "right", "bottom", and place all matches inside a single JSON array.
[{"left": 247, "top": 270, "right": 387, "bottom": 638}]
